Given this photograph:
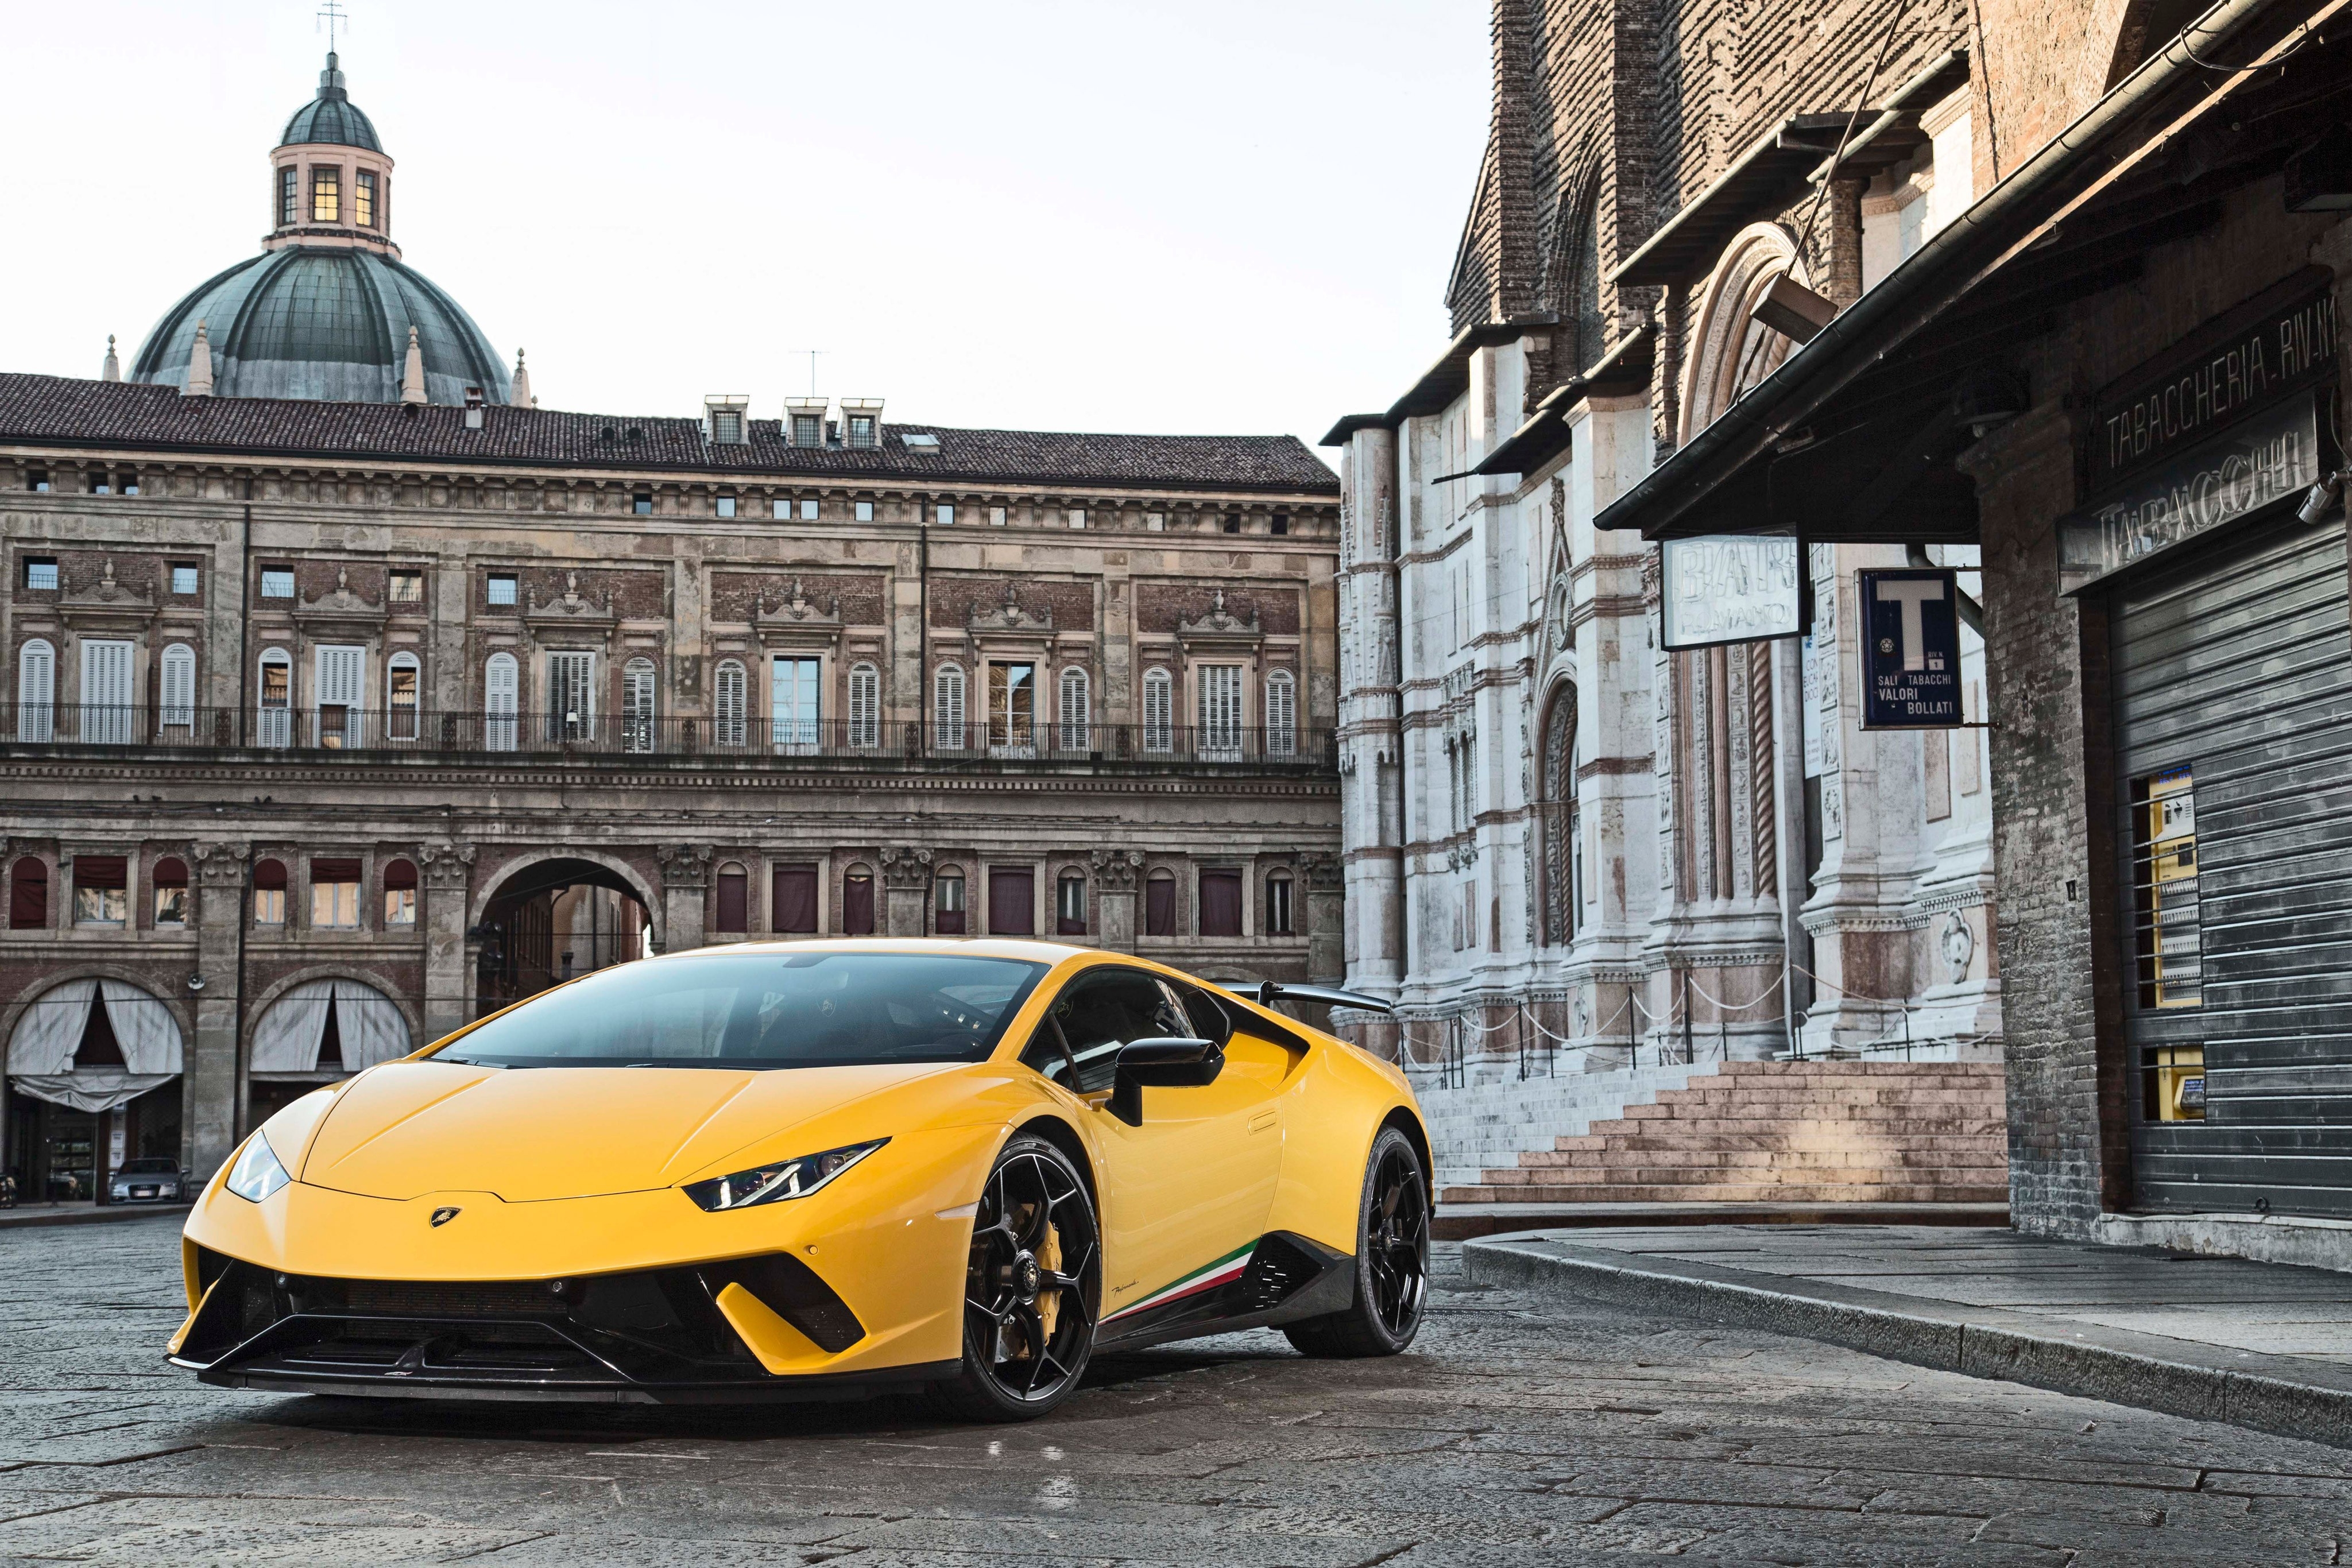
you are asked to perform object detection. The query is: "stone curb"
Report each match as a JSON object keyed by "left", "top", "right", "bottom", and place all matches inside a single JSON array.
[
  {"left": 0, "top": 1203, "right": 190, "bottom": 1231},
  {"left": 1432, "top": 1201, "right": 2008, "bottom": 1240},
  {"left": 1463, "top": 1231, "right": 2352, "bottom": 1451}
]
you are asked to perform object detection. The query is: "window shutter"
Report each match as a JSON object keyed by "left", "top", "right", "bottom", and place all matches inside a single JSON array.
[
  {"left": 1143, "top": 669, "right": 1171, "bottom": 753},
  {"left": 1058, "top": 668, "right": 1088, "bottom": 750},
  {"left": 548, "top": 651, "right": 594, "bottom": 740},
  {"left": 1200, "top": 664, "right": 1241, "bottom": 752},
  {"left": 81, "top": 639, "right": 133, "bottom": 744},
  {"left": 1265, "top": 670, "right": 1295, "bottom": 757},
  {"left": 849, "top": 664, "right": 879, "bottom": 748},
  {"left": 316, "top": 645, "right": 363, "bottom": 708},
  {"left": 17, "top": 640, "right": 55, "bottom": 742},
  {"left": 485, "top": 653, "right": 519, "bottom": 752},
  {"left": 715, "top": 660, "right": 747, "bottom": 746},
  {"left": 622, "top": 659, "right": 656, "bottom": 752},
  {"left": 160, "top": 644, "right": 196, "bottom": 730},
  {"left": 935, "top": 664, "right": 965, "bottom": 750}
]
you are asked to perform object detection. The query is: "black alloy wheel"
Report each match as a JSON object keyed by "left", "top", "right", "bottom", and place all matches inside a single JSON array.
[
  {"left": 934, "top": 1133, "right": 1100, "bottom": 1420},
  {"left": 1283, "top": 1125, "right": 1430, "bottom": 1358}
]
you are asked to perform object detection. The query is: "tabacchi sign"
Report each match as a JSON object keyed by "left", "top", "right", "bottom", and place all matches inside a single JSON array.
[{"left": 1858, "top": 568, "right": 1963, "bottom": 730}]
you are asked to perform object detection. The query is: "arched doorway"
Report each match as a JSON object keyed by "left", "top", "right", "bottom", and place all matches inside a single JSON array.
[
  {"left": 5, "top": 978, "right": 184, "bottom": 1203},
  {"left": 473, "top": 856, "right": 653, "bottom": 1016}
]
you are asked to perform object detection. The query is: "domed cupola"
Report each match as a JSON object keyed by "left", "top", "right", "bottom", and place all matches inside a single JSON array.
[{"left": 127, "top": 52, "right": 512, "bottom": 406}]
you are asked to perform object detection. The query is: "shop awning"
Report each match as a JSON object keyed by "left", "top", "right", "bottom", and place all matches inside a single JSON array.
[
  {"left": 1595, "top": 0, "right": 2349, "bottom": 545},
  {"left": 7, "top": 978, "right": 183, "bottom": 1113}
]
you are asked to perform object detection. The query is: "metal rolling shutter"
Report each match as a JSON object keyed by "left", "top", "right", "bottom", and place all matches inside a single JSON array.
[{"left": 2113, "top": 510, "right": 2352, "bottom": 1217}]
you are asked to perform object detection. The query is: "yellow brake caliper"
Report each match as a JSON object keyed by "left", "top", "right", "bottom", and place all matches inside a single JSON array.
[{"left": 1037, "top": 1219, "right": 1063, "bottom": 1344}]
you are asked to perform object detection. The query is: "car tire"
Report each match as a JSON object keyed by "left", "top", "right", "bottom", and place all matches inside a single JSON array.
[
  {"left": 931, "top": 1133, "right": 1101, "bottom": 1422},
  {"left": 1283, "top": 1125, "right": 1430, "bottom": 1359}
]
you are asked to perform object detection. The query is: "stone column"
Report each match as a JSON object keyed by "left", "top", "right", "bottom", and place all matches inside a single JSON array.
[
  {"left": 188, "top": 843, "right": 247, "bottom": 1179},
  {"left": 880, "top": 846, "right": 933, "bottom": 938},
  {"left": 421, "top": 843, "right": 476, "bottom": 1043},
  {"left": 1091, "top": 849, "right": 1140, "bottom": 954},
  {"left": 1301, "top": 851, "right": 1344, "bottom": 982},
  {"left": 659, "top": 845, "right": 711, "bottom": 954}
]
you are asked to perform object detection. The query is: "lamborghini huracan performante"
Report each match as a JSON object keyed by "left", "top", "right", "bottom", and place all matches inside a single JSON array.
[{"left": 170, "top": 942, "right": 1432, "bottom": 1418}]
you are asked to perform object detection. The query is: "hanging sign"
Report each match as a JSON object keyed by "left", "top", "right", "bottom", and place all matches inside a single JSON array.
[
  {"left": 1659, "top": 535, "right": 1802, "bottom": 649},
  {"left": 1857, "top": 567, "right": 1962, "bottom": 729}
]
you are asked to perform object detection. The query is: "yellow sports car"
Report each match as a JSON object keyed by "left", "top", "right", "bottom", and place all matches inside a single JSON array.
[{"left": 169, "top": 940, "right": 1431, "bottom": 1418}]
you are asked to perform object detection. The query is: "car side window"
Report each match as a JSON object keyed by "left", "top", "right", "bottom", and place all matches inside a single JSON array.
[
  {"left": 1163, "top": 981, "right": 1232, "bottom": 1048},
  {"left": 1050, "top": 969, "right": 1189, "bottom": 1094},
  {"left": 1017, "top": 1015, "right": 1077, "bottom": 1085}
]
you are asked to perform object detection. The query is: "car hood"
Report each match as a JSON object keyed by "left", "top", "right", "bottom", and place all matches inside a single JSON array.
[{"left": 295, "top": 1059, "right": 953, "bottom": 1202}]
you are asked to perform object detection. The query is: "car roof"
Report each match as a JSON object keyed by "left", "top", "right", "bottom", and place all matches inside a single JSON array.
[{"left": 652, "top": 937, "right": 1090, "bottom": 964}]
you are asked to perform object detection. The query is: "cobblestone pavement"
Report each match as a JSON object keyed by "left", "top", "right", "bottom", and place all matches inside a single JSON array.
[{"left": 4, "top": 1217, "right": 2351, "bottom": 1565}]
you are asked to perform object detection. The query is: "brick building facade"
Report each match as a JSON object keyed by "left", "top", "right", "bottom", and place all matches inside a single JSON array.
[
  {"left": 1327, "top": 0, "right": 1999, "bottom": 1092},
  {"left": 1592, "top": 0, "right": 2352, "bottom": 1263},
  {"left": 0, "top": 54, "right": 1344, "bottom": 1203}
]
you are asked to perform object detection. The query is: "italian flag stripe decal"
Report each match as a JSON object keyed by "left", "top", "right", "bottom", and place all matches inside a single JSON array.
[{"left": 1104, "top": 1240, "right": 1256, "bottom": 1322}]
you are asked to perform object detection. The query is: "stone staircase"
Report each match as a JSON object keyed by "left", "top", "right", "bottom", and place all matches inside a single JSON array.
[
  {"left": 1440, "top": 1060, "right": 2009, "bottom": 1206},
  {"left": 1417, "top": 1063, "right": 1705, "bottom": 1197}
]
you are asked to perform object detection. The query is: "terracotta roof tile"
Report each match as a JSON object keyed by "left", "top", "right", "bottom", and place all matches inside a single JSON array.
[{"left": 0, "top": 374, "right": 1339, "bottom": 497}]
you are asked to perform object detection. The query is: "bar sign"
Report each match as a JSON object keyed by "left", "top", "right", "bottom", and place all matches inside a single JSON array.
[{"left": 1858, "top": 568, "right": 1962, "bottom": 730}]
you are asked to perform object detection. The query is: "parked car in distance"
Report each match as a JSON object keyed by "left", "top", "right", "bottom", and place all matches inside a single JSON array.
[{"left": 111, "top": 1157, "right": 189, "bottom": 1205}]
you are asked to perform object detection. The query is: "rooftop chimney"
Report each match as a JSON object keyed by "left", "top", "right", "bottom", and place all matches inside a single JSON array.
[{"left": 464, "top": 385, "right": 486, "bottom": 429}]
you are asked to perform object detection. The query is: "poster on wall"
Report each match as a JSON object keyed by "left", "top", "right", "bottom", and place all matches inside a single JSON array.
[
  {"left": 1857, "top": 567, "right": 1962, "bottom": 730},
  {"left": 1659, "top": 534, "right": 1803, "bottom": 649}
]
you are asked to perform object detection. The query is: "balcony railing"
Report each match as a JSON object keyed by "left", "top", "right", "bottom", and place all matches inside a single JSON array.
[{"left": 2, "top": 704, "right": 1336, "bottom": 769}]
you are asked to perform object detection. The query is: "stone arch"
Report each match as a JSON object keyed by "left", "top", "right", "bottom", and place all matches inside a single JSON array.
[
  {"left": 466, "top": 847, "right": 663, "bottom": 950},
  {"left": 469, "top": 849, "right": 663, "bottom": 1012},
  {"left": 243, "top": 964, "right": 420, "bottom": 1051},
  {"left": 0, "top": 967, "right": 195, "bottom": 1071},
  {"left": 1680, "top": 223, "right": 1812, "bottom": 444}
]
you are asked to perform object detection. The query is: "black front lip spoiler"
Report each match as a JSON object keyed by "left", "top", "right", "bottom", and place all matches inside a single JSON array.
[{"left": 172, "top": 1347, "right": 960, "bottom": 1406}]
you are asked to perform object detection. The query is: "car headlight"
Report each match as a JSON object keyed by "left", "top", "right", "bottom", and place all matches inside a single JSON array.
[
  {"left": 682, "top": 1139, "right": 887, "bottom": 1212},
  {"left": 225, "top": 1132, "right": 291, "bottom": 1203}
]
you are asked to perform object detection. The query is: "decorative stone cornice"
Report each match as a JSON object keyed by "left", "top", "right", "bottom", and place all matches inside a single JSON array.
[
  {"left": 1298, "top": 850, "right": 1343, "bottom": 891},
  {"left": 966, "top": 581, "right": 1050, "bottom": 633},
  {"left": 1177, "top": 587, "right": 1258, "bottom": 638},
  {"left": 757, "top": 576, "right": 842, "bottom": 627},
  {"left": 525, "top": 572, "right": 616, "bottom": 628}
]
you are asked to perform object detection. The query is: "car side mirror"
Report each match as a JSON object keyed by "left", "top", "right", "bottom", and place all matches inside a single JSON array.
[{"left": 1107, "top": 1036, "right": 1223, "bottom": 1126}]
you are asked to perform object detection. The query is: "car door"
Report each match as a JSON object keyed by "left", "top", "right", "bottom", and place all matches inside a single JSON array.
[{"left": 1032, "top": 966, "right": 1285, "bottom": 1325}]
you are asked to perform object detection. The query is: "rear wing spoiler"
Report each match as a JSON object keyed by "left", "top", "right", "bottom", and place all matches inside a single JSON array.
[{"left": 1217, "top": 980, "right": 1396, "bottom": 1017}]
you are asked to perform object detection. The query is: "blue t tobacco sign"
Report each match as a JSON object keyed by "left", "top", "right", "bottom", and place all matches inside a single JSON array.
[{"left": 1858, "top": 568, "right": 1962, "bottom": 730}]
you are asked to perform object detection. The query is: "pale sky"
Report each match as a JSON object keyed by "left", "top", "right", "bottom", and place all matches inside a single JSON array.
[{"left": 0, "top": 1, "right": 1490, "bottom": 459}]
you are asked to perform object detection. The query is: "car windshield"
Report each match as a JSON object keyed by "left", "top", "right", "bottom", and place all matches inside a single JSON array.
[
  {"left": 118, "top": 1158, "right": 177, "bottom": 1174},
  {"left": 431, "top": 952, "right": 1047, "bottom": 1070}
]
